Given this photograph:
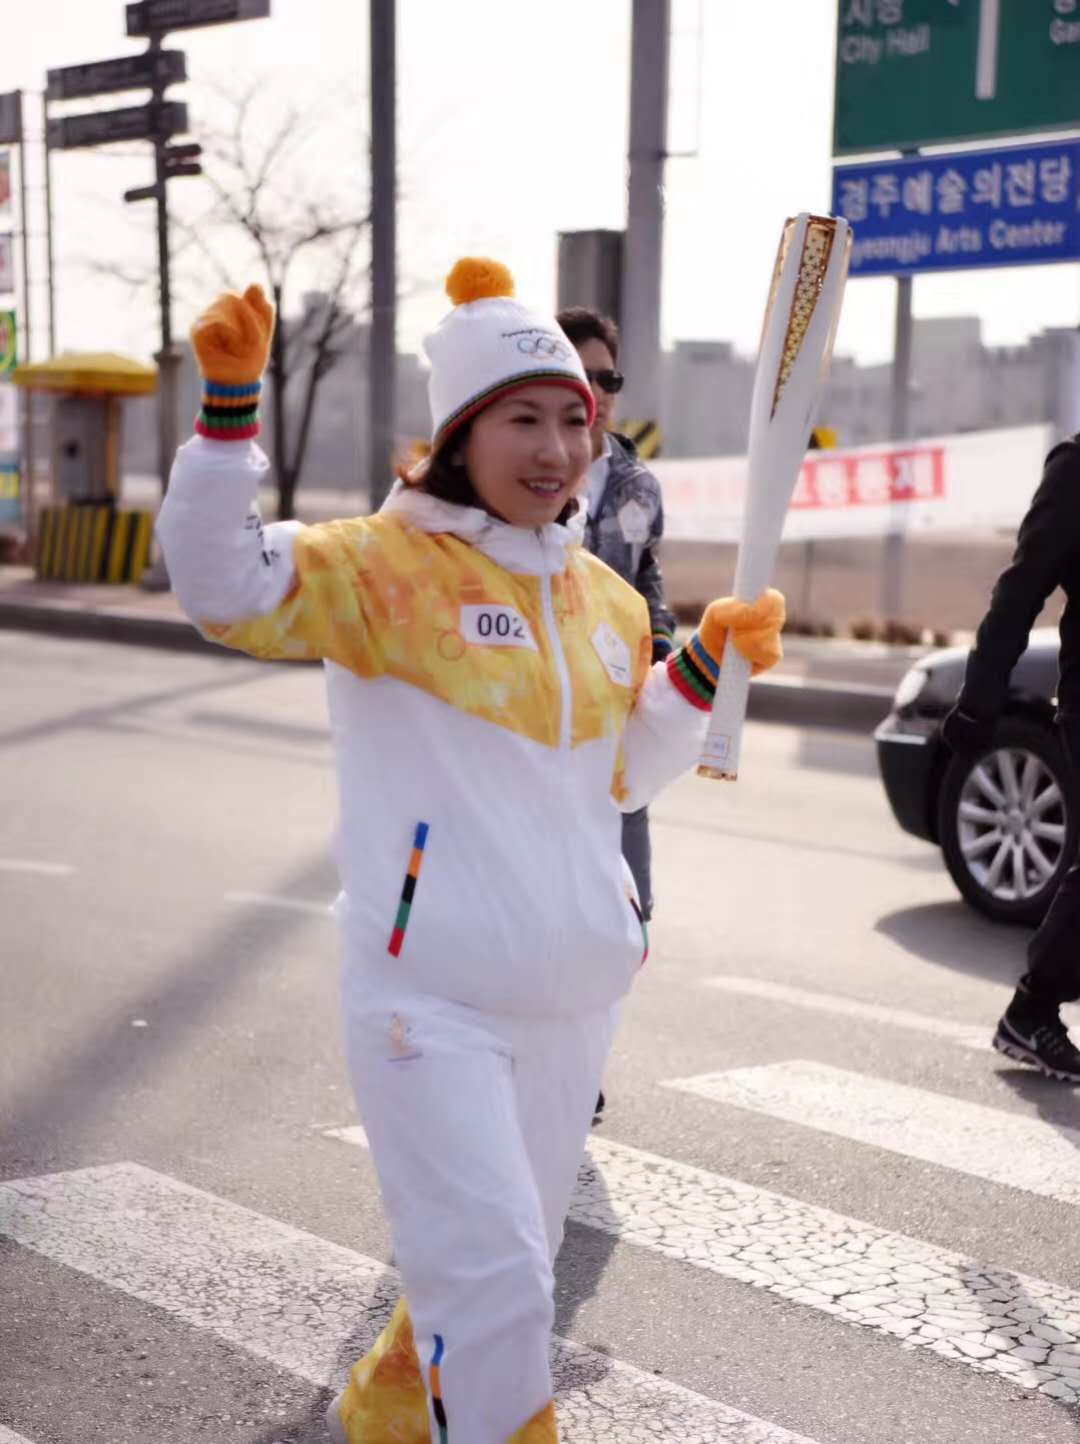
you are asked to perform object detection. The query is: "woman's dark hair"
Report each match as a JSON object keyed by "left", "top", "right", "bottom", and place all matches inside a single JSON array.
[
  {"left": 555, "top": 306, "right": 620, "bottom": 363},
  {"left": 418, "top": 423, "right": 481, "bottom": 507}
]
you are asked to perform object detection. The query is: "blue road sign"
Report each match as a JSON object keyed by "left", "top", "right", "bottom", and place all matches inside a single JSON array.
[{"left": 833, "top": 137, "right": 1080, "bottom": 278}]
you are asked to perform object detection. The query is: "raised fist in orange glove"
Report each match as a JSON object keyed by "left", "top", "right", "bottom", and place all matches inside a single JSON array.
[
  {"left": 667, "top": 588, "right": 785, "bottom": 711},
  {"left": 191, "top": 284, "right": 275, "bottom": 441}
]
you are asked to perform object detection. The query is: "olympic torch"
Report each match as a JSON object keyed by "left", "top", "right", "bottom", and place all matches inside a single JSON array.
[{"left": 698, "top": 212, "right": 852, "bottom": 781}]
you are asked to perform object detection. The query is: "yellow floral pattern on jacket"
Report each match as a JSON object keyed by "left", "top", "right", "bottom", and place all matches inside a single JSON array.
[{"left": 201, "top": 513, "right": 651, "bottom": 750}]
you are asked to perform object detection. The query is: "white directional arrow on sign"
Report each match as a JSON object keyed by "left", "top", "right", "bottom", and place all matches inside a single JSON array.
[{"left": 976, "top": 0, "right": 1001, "bottom": 100}]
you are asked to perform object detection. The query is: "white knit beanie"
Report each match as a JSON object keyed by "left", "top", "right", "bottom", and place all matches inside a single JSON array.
[{"left": 424, "top": 258, "right": 595, "bottom": 449}]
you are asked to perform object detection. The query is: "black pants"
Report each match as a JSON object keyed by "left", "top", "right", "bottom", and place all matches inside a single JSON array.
[{"left": 1024, "top": 720, "right": 1080, "bottom": 1007}]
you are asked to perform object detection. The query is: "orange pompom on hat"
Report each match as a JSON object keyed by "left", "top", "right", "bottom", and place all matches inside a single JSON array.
[{"left": 424, "top": 257, "right": 595, "bottom": 448}]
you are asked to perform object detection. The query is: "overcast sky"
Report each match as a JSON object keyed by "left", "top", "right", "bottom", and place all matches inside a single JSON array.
[{"left": 6, "top": 0, "right": 1080, "bottom": 371}]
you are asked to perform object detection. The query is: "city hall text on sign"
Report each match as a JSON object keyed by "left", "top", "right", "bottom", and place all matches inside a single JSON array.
[
  {"left": 835, "top": 1, "right": 1080, "bottom": 154},
  {"left": 832, "top": 139, "right": 1080, "bottom": 277}
]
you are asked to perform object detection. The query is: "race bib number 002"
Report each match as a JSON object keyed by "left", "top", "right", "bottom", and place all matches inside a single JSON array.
[{"left": 460, "top": 604, "right": 538, "bottom": 651}]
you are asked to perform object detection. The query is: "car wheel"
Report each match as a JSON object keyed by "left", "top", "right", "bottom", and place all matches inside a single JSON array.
[{"left": 938, "top": 717, "right": 1075, "bottom": 925}]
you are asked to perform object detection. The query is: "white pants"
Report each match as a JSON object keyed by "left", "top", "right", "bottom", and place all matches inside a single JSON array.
[{"left": 342, "top": 978, "right": 617, "bottom": 1443}]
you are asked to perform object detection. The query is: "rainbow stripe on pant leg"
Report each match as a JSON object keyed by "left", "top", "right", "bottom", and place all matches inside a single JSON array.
[
  {"left": 429, "top": 1333, "right": 448, "bottom": 1443},
  {"left": 388, "top": 822, "right": 429, "bottom": 957}
]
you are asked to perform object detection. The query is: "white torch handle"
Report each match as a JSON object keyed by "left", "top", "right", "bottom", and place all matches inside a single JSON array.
[
  {"left": 696, "top": 210, "right": 851, "bottom": 783},
  {"left": 699, "top": 644, "right": 752, "bottom": 780}
]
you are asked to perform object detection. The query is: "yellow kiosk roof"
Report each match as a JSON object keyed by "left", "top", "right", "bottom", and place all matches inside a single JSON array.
[{"left": 13, "top": 352, "right": 158, "bottom": 396}]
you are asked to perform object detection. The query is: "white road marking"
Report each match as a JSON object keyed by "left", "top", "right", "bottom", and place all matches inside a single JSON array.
[
  {"left": 322, "top": 1123, "right": 369, "bottom": 1148},
  {"left": 0, "top": 858, "right": 75, "bottom": 877},
  {"left": 704, "top": 976, "right": 991, "bottom": 1051},
  {"left": 323, "top": 1120, "right": 1080, "bottom": 1400},
  {"left": 665, "top": 1060, "right": 1080, "bottom": 1208},
  {"left": 0, "top": 1427, "right": 37, "bottom": 1444},
  {"left": 223, "top": 891, "right": 332, "bottom": 916},
  {"left": 0, "top": 1163, "right": 823, "bottom": 1443}
]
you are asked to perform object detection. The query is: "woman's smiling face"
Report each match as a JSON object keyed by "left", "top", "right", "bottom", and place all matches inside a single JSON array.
[{"left": 458, "top": 384, "right": 593, "bottom": 528}]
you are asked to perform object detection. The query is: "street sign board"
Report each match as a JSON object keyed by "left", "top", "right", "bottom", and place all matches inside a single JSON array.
[
  {"left": 0, "top": 381, "right": 18, "bottom": 448},
  {"left": 833, "top": 137, "right": 1080, "bottom": 277},
  {"left": 0, "top": 92, "right": 22, "bottom": 146},
  {"left": 0, "top": 311, "right": 16, "bottom": 372},
  {"left": 0, "top": 456, "right": 20, "bottom": 526},
  {"left": 47, "top": 101, "right": 187, "bottom": 150},
  {"left": 0, "top": 238, "right": 14, "bottom": 297},
  {"left": 124, "top": 183, "right": 163, "bottom": 204},
  {"left": 47, "top": 50, "right": 186, "bottom": 102},
  {"left": 126, "top": 0, "right": 269, "bottom": 36},
  {"left": 834, "top": 0, "right": 1080, "bottom": 155}
]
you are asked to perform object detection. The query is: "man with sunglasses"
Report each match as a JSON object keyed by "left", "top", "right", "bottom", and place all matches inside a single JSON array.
[{"left": 557, "top": 307, "right": 676, "bottom": 1122}]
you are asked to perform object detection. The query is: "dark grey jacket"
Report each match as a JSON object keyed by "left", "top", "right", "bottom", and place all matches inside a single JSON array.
[{"left": 583, "top": 433, "right": 675, "bottom": 659}]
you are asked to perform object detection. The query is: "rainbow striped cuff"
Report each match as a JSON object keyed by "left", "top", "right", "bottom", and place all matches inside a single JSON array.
[
  {"left": 651, "top": 629, "right": 674, "bottom": 662},
  {"left": 195, "top": 379, "right": 262, "bottom": 441},
  {"left": 666, "top": 630, "right": 719, "bottom": 711}
]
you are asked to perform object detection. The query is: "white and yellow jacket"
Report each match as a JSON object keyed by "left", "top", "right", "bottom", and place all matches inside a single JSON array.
[{"left": 157, "top": 437, "right": 709, "bottom": 1017}]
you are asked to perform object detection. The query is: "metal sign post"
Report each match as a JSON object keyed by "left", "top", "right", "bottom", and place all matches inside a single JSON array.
[{"left": 43, "top": 0, "right": 270, "bottom": 588}]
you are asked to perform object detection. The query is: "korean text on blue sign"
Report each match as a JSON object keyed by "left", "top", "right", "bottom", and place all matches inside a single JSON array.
[{"left": 832, "top": 138, "right": 1080, "bottom": 278}]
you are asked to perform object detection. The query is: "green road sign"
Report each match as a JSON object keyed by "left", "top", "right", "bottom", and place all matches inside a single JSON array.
[{"left": 834, "top": 0, "right": 1080, "bottom": 155}]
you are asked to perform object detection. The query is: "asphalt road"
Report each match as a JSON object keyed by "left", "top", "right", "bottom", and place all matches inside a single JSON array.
[{"left": 3, "top": 631, "right": 1080, "bottom": 1444}]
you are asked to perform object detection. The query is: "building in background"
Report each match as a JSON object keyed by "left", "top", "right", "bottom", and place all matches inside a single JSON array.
[{"left": 118, "top": 304, "right": 1080, "bottom": 493}]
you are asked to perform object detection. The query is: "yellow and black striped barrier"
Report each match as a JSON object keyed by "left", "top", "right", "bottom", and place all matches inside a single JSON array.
[
  {"left": 621, "top": 419, "right": 663, "bottom": 459},
  {"left": 36, "top": 505, "right": 154, "bottom": 584}
]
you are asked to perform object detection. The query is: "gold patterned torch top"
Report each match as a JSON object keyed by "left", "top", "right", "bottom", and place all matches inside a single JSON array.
[{"left": 771, "top": 216, "right": 845, "bottom": 417}]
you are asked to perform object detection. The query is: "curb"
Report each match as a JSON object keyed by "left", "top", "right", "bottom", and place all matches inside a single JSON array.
[
  {"left": 0, "top": 598, "right": 895, "bottom": 731},
  {"left": 0, "top": 598, "right": 227, "bottom": 658},
  {"left": 747, "top": 671, "right": 893, "bottom": 732}
]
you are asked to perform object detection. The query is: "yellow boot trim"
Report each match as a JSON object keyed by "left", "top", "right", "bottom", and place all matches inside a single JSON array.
[
  {"left": 506, "top": 1399, "right": 558, "bottom": 1444},
  {"left": 339, "top": 1298, "right": 430, "bottom": 1444}
]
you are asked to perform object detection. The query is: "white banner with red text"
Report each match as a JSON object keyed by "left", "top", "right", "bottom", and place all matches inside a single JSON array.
[{"left": 654, "top": 424, "right": 1055, "bottom": 543}]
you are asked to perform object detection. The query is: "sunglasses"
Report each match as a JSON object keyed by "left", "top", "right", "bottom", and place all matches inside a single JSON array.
[{"left": 584, "top": 368, "right": 624, "bottom": 395}]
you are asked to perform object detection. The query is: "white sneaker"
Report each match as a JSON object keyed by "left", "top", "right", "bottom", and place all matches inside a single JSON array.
[{"left": 326, "top": 1388, "right": 347, "bottom": 1444}]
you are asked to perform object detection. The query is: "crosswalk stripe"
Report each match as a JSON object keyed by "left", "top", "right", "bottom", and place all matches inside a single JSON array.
[
  {"left": 0, "top": 1163, "right": 823, "bottom": 1444},
  {"left": 223, "top": 891, "right": 332, "bottom": 916},
  {"left": 579, "top": 1134, "right": 1080, "bottom": 1402},
  {"left": 323, "top": 1121, "right": 1080, "bottom": 1401},
  {"left": 704, "top": 976, "right": 992, "bottom": 1050},
  {"left": 663, "top": 1060, "right": 1080, "bottom": 1208},
  {"left": 0, "top": 1427, "right": 37, "bottom": 1444},
  {"left": 0, "top": 859, "right": 76, "bottom": 878}
]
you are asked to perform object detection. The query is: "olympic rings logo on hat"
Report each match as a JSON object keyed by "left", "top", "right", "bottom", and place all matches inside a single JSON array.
[{"left": 515, "top": 334, "right": 571, "bottom": 360}]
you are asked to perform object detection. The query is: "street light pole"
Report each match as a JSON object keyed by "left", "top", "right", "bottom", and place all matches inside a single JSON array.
[
  {"left": 620, "top": 0, "right": 669, "bottom": 429},
  {"left": 367, "top": 0, "right": 396, "bottom": 512},
  {"left": 881, "top": 146, "right": 919, "bottom": 625},
  {"left": 149, "top": 30, "right": 178, "bottom": 501}
]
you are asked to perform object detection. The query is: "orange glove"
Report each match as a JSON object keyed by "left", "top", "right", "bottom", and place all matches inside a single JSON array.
[
  {"left": 699, "top": 588, "right": 786, "bottom": 675},
  {"left": 666, "top": 589, "right": 784, "bottom": 712},
  {"left": 191, "top": 284, "right": 275, "bottom": 441},
  {"left": 191, "top": 283, "right": 275, "bottom": 384}
]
